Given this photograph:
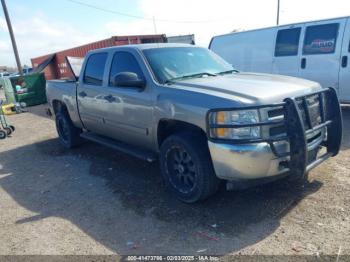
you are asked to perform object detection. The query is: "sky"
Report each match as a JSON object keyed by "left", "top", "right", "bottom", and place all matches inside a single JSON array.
[{"left": 0, "top": 0, "right": 350, "bottom": 67}]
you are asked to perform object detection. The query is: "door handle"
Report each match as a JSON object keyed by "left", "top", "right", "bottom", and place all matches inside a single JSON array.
[
  {"left": 342, "top": 56, "right": 348, "bottom": 68},
  {"left": 104, "top": 94, "right": 116, "bottom": 102},
  {"left": 78, "top": 91, "right": 87, "bottom": 98},
  {"left": 301, "top": 58, "right": 306, "bottom": 69}
]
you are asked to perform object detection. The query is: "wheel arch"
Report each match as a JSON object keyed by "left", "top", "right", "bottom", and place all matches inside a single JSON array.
[
  {"left": 157, "top": 119, "right": 207, "bottom": 148},
  {"left": 52, "top": 99, "right": 68, "bottom": 115}
]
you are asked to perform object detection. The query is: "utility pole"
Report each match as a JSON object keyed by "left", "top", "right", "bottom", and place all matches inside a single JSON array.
[
  {"left": 276, "top": 0, "right": 280, "bottom": 25},
  {"left": 152, "top": 16, "right": 157, "bottom": 34},
  {"left": 1, "top": 0, "right": 23, "bottom": 76}
]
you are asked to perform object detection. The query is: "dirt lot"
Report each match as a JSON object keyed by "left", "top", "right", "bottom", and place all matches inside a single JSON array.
[{"left": 0, "top": 91, "right": 349, "bottom": 256}]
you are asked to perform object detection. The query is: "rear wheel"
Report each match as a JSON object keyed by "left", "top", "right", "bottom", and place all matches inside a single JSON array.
[
  {"left": 160, "top": 132, "right": 220, "bottom": 203},
  {"left": 4, "top": 127, "right": 12, "bottom": 136},
  {"left": 55, "top": 111, "right": 82, "bottom": 148},
  {"left": 0, "top": 130, "right": 6, "bottom": 139}
]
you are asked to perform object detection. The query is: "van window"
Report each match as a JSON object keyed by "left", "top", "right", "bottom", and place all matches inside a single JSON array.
[
  {"left": 83, "top": 53, "right": 108, "bottom": 85},
  {"left": 275, "top": 28, "right": 301, "bottom": 56},
  {"left": 109, "top": 52, "right": 144, "bottom": 85},
  {"left": 303, "top": 23, "right": 339, "bottom": 55}
]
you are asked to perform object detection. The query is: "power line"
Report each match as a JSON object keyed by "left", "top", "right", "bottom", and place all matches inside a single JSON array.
[{"left": 66, "top": 0, "right": 228, "bottom": 24}]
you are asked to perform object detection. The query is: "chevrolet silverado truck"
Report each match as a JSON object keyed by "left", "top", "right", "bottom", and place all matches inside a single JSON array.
[{"left": 46, "top": 44, "right": 343, "bottom": 203}]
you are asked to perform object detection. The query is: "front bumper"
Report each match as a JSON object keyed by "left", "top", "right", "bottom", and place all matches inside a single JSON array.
[
  {"left": 208, "top": 141, "right": 289, "bottom": 180},
  {"left": 207, "top": 87, "right": 343, "bottom": 181}
]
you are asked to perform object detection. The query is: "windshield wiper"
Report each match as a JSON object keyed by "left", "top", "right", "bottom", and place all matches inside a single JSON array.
[
  {"left": 165, "top": 72, "right": 217, "bottom": 84},
  {"left": 217, "top": 69, "right": 239, "bottom": 75}
]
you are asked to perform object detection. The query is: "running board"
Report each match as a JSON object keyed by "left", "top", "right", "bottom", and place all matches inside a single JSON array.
[{"left": 80, "top": 132, "right": 157, "bottom": 162}]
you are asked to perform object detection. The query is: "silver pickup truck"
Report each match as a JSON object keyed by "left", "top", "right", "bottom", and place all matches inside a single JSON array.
[{"left": 46, "top": 43, "right": 342, "bottom": 203}]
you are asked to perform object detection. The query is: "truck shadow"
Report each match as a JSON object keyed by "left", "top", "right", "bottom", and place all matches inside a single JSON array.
[{"left": 0, "top": 138, "right": 323, "bottom": 255}]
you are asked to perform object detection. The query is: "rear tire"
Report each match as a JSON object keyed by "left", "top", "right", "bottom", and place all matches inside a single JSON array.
[
  {"left": 4, "top": 127, "right": 12, "bottom": 136},
  {"left": 0, "top": 130, "right": 6, "bottom": 139},
  {"left": 160, "top": 132, "right": 220, "bottom": 203},
  {"left": 55, "top": 111, "right": 82, "bottom": 149}
]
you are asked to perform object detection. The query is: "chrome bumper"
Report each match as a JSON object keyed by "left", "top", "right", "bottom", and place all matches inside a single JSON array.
[
  {"left": 208, "top": 141, "right": 289, "bottom": 180},
  {"left": 206, "top": 87, "right": 342, "bottom": 181}
]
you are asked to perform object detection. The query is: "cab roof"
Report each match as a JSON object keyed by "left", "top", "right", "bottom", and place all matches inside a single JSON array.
[{"left": 88, "top": 43, "right": 199, "bottom": 54}]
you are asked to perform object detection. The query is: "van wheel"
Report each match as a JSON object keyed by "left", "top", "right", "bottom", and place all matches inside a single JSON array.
[
  {"left": 160, "top": 132, "right": 220, "bottom": 203},
  {"left": 55, "top": 112, "right": 82, "bottom": 149}
]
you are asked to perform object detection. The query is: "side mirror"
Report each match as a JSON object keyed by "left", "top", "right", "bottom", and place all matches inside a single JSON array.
[{"left": 112, "top": 72, "right": 146, "bottom": 89}]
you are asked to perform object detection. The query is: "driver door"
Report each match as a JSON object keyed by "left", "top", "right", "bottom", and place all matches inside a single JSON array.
[{"left": 102, "top": 51, "right": 154, "bottom": 148}]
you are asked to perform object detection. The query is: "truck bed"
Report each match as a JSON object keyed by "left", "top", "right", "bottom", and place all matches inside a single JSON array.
[{"left": 46, "top": 79, "right": 82, "bottom": 128}]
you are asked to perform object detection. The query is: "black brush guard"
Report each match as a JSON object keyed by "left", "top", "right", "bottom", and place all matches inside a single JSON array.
[{"left": 207, "top": 87, "right": 343, "bottom": 177}]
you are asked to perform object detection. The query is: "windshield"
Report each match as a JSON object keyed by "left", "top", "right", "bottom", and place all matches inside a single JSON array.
[{"left": 143, "top": 47, "right": 235, "bottom": 84}]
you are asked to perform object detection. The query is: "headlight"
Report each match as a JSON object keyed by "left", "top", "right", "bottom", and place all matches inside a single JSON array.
[{"left": 209, "top": 109, "right": 261, "bottom": 140}]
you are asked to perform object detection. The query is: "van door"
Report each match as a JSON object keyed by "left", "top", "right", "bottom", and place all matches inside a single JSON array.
[
  {"left": 272, "top": 25, "right": 303, "bottom": 77},
  {"left": 339, "top": 18, "right": 350, "bottom": 103},
  {"left": 299, "top": 19, "right": 346, "bottom": 91}
]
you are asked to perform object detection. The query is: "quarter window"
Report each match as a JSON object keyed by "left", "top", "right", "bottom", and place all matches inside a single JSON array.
[
  {"left": 303, "top": 23, "right": 339, "bottom": 55},
  {"left": 83, "top": 53, "right": 108, "bottom": 86},
  {"left": 275, "top": 28, "right": 301, "bottom": 56},
  {"left": 109, "top": 52, "right": 144, "bottom": 85}
]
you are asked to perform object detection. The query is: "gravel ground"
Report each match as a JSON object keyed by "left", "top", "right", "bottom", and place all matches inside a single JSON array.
[{"left": 0, "top": 89, "right": 349, "bottom": 257}]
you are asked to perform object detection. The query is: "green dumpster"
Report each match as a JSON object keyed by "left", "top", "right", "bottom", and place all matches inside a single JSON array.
[{"left": 9, "top": 73, "right": 47, "bottom": 106}]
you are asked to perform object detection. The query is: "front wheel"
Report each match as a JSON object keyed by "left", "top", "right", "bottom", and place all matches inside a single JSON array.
[{"left": 160, "top": 132, "right": 220, "bottom": 203}]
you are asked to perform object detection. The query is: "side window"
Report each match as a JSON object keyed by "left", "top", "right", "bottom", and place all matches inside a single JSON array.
[
  {"left": 83, "top": 53, "right": 108, "bottom": 86},
  {"left": 303, "top": 23, "right": 339, "bottom": 55},
  {"left": 109, "top": 52, "right": 144, "bottom": 85},
  {"left": 275, "top": 28, "right": 301, "bottom": 56}
]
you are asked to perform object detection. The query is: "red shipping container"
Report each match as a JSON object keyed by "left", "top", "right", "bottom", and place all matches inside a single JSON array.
[{"left": 31, "top": 34, "right": 166, "bottom": 80}]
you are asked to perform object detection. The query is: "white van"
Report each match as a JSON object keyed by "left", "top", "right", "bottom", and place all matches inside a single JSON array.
[{"left": 209, "top": 16, "right": 350, "bottom": 103}]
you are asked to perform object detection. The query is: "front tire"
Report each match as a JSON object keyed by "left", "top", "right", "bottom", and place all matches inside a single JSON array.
[
  {"left": 55, "top": 112, "right": 82, "bottom": 149},
  {"left": 160, "top": 132, "right": 220, "bottom": 203}
]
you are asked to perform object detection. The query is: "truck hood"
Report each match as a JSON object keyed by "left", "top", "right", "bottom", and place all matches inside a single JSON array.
[{"left": 169, "top": 72, "right": 322, "bottom": 105}]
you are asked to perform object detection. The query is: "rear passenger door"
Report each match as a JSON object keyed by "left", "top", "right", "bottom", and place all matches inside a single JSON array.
[
  {"left": 299, "top": 20, "right": 345, "bottom": 90},
  {"left": 272, "top": 25, "right": 303, "bottom": 77},
  {"left": 77, "top": 52, "right": 110, "bottom": 135}
]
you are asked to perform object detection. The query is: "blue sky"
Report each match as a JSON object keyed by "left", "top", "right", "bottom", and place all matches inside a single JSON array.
[{"left": 1, "top": 0, "right": 350, "bottom": 67}]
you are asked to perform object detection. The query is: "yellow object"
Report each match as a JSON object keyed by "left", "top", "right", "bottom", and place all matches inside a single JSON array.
[
  {"left": 215, "top": 128, "right": 227, "bottom": 138},
  {"left": 216, "top": 111, "right": 226, "bottom": 124},
  {"left": 1, "top": 103, "right": 16, "bottom": 115},
  {"left": 214, "top": 111, "right": 228, "bottom": 138}
]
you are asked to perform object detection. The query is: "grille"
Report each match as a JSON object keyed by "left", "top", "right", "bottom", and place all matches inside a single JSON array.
[
  {"left": 296, "top": 94, "right": 322, "bottom": 130},
  {"left": 268, "top": 94, "right": 323, "bottom": 137}
]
